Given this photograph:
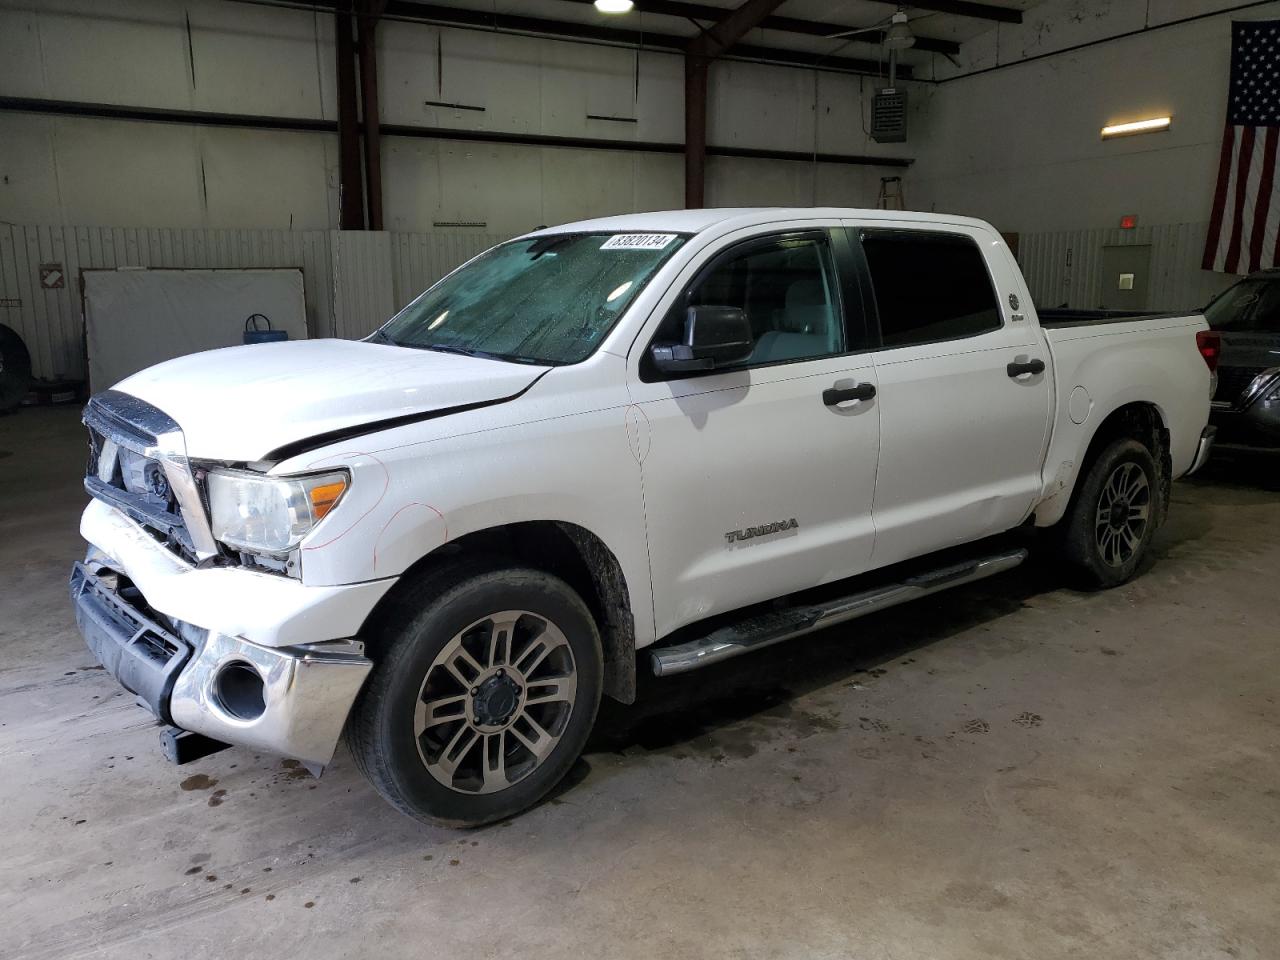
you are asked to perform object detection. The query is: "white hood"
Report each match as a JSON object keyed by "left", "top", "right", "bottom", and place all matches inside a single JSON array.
[{"left": 114, "top": 339, "right": 547, "bottom": 462}]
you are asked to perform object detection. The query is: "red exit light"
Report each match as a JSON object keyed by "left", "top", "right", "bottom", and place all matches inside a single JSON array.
[{"left": 1120, "top": 215, "right": 1138, "bottom": 229}]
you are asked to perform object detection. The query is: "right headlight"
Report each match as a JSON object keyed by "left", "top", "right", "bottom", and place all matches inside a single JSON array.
[{"left": 207, "top": 468, "right": 349, "bottom": 556}]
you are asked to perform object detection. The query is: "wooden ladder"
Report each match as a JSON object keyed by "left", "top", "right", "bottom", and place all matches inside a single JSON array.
[{"left": 877, "top": 176, "right": 905, "bottom": 210}]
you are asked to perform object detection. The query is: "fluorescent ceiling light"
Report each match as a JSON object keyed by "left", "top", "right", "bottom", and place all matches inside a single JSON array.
[
  {"left": 1101, "top": 117, "right": 1171, "bottom": 139},
  {"left": 594, "top": 0, "right": 635, "bottom": 12}
]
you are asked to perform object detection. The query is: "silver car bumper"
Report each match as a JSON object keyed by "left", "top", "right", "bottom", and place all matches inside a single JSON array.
[
  {"left": 169, "top": 632, "right": 372, "bottom": 769},
  {"left": 72, "top": 558, "right": 372, "bottom": 768}
]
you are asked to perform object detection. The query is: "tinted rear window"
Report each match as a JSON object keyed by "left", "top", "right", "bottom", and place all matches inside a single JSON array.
[
  {"left": 1204, "top": 278, "right": 1280, "bottom": 333},
  {"left": 861, "top": 231, "right": 1002, "bottom": 348}
]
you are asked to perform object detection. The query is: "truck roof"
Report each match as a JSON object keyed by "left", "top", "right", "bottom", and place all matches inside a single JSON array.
[{"left": 523, "top": 207, "right": 998, "bottom": 238}]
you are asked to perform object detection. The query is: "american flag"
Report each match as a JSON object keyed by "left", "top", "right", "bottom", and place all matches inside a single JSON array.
[{"left": 1204, "top": 20, "right": 1280, "bottom": 274}]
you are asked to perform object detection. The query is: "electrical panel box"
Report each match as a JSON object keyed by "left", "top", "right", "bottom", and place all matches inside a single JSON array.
[{"left": 871, "top": 88, "right": 908, "bottom": 143}]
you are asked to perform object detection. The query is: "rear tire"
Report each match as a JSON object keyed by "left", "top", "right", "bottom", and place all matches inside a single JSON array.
[
  {"left": 347, "top": 564, "right": 603, "bottom": 827},
  {"left": 1059, "top": 437, "right": 1159, "bottom": 589},
  {"left": 0, "top": 324, "right": 32, "bottom": 414}
]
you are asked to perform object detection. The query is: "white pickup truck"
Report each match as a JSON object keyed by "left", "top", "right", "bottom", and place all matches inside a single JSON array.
[{"left": 72, "top": 208, "right": 1215, "bottom": 825}]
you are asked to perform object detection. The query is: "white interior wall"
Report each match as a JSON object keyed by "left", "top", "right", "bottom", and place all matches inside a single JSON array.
[
  {"left": 906, "top": 0, "right": 1278, "bottom": 306},
  {"left": 911, "top": 0, "right": 1280, "bottom": 233},
  {"left": 0, "top": 0, "right": 911, "bottom": 236}
]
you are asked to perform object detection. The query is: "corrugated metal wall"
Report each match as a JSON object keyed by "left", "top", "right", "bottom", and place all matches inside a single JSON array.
[
  {"left": 1017, "top": 222, "right": 1237, "bottom": 313},
  {"left": 331, "top": 231, "right": 397, "bottom": 342},
  {"left": 0, "top": 224, "right": 333, "bottom": 379},
  {"left": 0, "top": 224, "right": 507, "bottom": 380}
]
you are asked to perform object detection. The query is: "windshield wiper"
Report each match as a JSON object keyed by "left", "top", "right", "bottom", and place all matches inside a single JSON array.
[{"left": 418, "top": 343, "right": 548, "bottom": 366}]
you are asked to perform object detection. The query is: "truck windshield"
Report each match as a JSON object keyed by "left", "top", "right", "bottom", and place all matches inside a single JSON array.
[
  {"left": 1204, "top": 279, "right": 1280, "bottom": 332},
  {"left": 375, "top": 232, "right": 688, "bottom": 365}
]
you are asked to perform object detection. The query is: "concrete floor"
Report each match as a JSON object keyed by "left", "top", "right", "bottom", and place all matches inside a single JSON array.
[{"left": 1, "top": 405, "right": 1277, "bottom": 960}]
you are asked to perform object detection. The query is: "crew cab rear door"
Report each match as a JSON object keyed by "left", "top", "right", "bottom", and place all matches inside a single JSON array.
[
  {"left": 847, "top": 221, "right": 1052, "bottom": 567},
  {"left": 627, "top": 224, "right": 881, "bottom": 640}
]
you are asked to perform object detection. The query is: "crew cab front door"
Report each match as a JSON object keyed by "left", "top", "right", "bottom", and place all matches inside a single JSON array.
[
  {"left": 627, "top": 227, "right": 881, "bottom": 640},
  {"left": 850, "top": 223, "right": 1052, "bottom": 567}
]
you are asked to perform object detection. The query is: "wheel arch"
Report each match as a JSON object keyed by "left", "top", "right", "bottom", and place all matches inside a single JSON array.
[
  {"left": 358, "top": 520, "right": 638, "bottom": 704},
  {"left": 1054, "top": 400, "right": 1172, "bottom": 528}
]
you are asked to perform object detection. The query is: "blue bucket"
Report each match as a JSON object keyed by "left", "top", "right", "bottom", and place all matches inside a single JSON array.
[{"left": 243, "top": 313, "right": 289, "bottom": 345}]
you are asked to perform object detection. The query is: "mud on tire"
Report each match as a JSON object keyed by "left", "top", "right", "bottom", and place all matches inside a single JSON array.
[{"left": 1058, "top": 437, "right": 1160, "bottom": 589}]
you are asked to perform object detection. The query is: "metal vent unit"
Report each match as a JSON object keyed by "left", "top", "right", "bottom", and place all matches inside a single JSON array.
[{"left": 872, "top": 87, "right": 908, "bottom": 143}]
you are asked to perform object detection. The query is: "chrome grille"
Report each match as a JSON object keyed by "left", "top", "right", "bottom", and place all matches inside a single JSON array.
[{"left": 83, "top": 391, "right": 218, "bottom": 561}]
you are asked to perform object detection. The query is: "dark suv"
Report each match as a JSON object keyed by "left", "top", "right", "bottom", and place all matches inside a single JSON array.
[{"left": 1205, "top": 272, "right": 1280, "bottom": 449}]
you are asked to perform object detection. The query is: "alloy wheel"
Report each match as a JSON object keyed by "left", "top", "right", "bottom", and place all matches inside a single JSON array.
[
  {"left": 413, "top": 610, "right": 577, "bottom": 794},
  {"left": 1094, "top": 462, "right": 1151, "bottom": 567}
]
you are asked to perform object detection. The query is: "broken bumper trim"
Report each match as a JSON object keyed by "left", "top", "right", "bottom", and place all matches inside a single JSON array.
[
  {"left": 70, "top": 561, "right": 195, "bottom": 724},
  {"left": 168, "top": 632, "right": 373, "bottom": 770},
  {"left": 72, "top": 558, "right": 373, "bottom": 768}
]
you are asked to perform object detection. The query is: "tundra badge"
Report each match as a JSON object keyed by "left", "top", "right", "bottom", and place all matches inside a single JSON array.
[{"left": 725, "top": 518, "right": 799, "bottom": 544}]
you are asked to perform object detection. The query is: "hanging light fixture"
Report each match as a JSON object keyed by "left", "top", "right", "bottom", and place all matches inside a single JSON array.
[
  {"left": 594, "top": 0, "right": 635, "bottom": 12},
  {"left": 884, "top": 11, "right": 916, "bottom": 51}
]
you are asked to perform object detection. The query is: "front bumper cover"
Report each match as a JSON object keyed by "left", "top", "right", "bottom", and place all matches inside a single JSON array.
[
  {"left": 70, "top": 561, "right": 196, "bottom": 725},
  {"left": 71, "top": 556, "right": 374, "bottom": 768}
]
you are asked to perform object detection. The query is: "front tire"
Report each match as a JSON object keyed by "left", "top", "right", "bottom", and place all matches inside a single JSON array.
[
  {"left": 1059, "top": 437, "right": 1160, "bottom": 589},
  {"left": 347, "top": 565, "right": 603, "bottom": 827}
]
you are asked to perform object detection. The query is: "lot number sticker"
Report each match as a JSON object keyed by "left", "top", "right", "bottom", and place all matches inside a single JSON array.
[{"left": 600, "top": 234, "right": 677, "bottom": 251}]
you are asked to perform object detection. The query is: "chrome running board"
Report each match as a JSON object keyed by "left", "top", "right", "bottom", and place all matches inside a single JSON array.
[{"left": 650, "top": 548, "right": 1028, "bottom": 677}]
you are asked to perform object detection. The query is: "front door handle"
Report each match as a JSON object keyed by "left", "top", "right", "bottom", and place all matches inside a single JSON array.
[
  {"left": 1007, "top": 358, "right": 1046, "bottom": 378},
  {"left": 823, "top": 382, "right": 876, "bottom": 405}
]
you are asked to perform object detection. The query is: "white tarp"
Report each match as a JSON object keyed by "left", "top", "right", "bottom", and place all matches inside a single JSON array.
[{"left": 84, "top": 268, "right": 308, "bottom": 391}]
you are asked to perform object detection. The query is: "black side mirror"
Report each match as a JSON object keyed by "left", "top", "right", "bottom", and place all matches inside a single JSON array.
[{"left": 651, "top": 305, "right": 753, "bottom": 373}]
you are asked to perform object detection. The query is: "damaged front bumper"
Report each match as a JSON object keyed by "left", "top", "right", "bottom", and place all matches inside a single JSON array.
[
  {"left": 71, "top": 559, "right": 373, "bottom": 768},
  {"left": 72, "top": 500, "right": 392, "bottom": 768}
]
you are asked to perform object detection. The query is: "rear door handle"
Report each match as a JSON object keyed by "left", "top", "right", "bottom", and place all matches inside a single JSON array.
[
  {"left": 823, "top": 382, "right": 876, "bottom": 405},
  {"left": 1007, "top": 358, "right": 1046, "bottom": 378}
]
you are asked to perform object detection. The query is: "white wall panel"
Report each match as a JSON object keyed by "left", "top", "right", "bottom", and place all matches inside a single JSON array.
[
  {"left": 200, "top": 127, "right": 336, "bottom": 230},
  {"left": 0, "top": 114, "right": 63, "bottom": 226},
  {"left": 186, "top": 1, "right": 334, "bottom": 120},
  {"left": 0, "top": 224, "right": 333, "bottom": 379},
  {"left": 709, "top": 60, "right": 816, "bottom": 155},
  {"left": 913, "top": 0, "right": 1280, "bottom": 234},
  {"left": 0, "top": 0, "right": 914, "bottom": 235},
  {"left": 382, "top": 138, "right": 547, "bottom": 237},
  {"left": 539, "top": 149, "right": 660, "bottom": 228}
]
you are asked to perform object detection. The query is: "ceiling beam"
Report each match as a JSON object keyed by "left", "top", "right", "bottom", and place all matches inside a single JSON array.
[
  {"left": 900, "top": 0, "right": 1022, "bottom": 24},
  {"left": 250, "top": 1, "right": 910, "bottom": 77},
  {"left": 554, "top": 0, "right": 961, "bottom": 56},
  {"left": 686, "top": 0, "right": 788, "bottom": 57},
  {"left": 0, "top": 97, "right": 914, "bottom": 168}
]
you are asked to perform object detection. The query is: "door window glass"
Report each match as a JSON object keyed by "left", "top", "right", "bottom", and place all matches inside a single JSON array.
[
  {"left": 861, "top": 231, "right": 1002, "bottom": 348},
  {"left": 663, "top": 235, "right": 844, "bottom": 370}
]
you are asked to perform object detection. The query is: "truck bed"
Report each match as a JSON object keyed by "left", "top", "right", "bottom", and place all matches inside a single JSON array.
[{"left": 1037, "top": 308, "right": 1195, "bottom": 327}]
